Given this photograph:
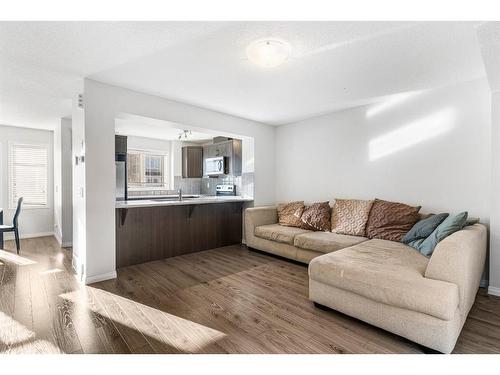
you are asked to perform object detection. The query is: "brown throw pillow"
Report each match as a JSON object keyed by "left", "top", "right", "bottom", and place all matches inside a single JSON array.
[
  {"left": 277, "top": 201, "right": 305, "bottom": 227},
  {"left": 301, "top": 202, "right": 331, "bottom": 231},
  {"left": 331, "top": 199, "right": 374, "bottom": 236},
  {"left": 366, "top": 199, "right": 421, "bottom": 241}
]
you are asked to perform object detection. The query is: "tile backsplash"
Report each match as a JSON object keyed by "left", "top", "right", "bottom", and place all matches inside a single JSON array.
[
  {"left": 177, "top": 172, "right": 254, "bottom": 197},
  {"left": 130, "top": 173, "right": 255, "bottom": 198},
  {"left": 173, "top": 176, "right": 202, "bottom": 195}
]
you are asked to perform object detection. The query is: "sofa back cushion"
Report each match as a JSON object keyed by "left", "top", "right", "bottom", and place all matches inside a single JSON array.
[
  {"left": 366, "top": 199, "right": 421, "bottom": 241},
  {"left": 300, "top": 201, "right": 331, "bottom": 231},
  {"left": 331, "top": 199, "right": 374, "bottom": 236},
  {"left": 277, "top": 201, "right": 305, "bottom": 227}
]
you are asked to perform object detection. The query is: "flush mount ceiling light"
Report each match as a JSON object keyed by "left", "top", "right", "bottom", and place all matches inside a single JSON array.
[{"left": 246, "top": 39, "right": 291, "bottom": 68}]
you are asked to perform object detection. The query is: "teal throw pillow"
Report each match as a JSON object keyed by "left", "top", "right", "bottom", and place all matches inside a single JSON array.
[
  {"left": 416, "top": 211, "right": 468, "bottom": 257},
  {"left": 402, "top": 213, "right": 449, "bottom": 245}
]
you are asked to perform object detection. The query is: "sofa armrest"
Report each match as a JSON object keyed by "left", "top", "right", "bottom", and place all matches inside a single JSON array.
[
  {"left": 424, "top": 224, "right": 487, "bottom": 314},
  {"left": 244, "top": 206, "right": 278, "bottom": 246}
]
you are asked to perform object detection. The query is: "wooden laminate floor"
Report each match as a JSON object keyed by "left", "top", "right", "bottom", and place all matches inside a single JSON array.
[{"left": 1, "top": 236, "right": 499, "bottom": 354}]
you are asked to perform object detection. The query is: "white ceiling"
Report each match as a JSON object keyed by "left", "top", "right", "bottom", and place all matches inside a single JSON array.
[
  {"left": 0, "top": 21, "right": 489, "bottom": 129},
  {"left": 115, "top": 117, "right": 214, "bottom": 143}
]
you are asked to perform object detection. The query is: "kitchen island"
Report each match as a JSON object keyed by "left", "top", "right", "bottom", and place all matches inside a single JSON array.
[{"left": 115, "top": 196, "right": 252, "bottom": 268}]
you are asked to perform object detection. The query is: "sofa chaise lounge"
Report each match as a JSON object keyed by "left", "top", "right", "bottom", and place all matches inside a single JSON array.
[{"left": 244, "top": 206, "right": 487, "bottom": 353}]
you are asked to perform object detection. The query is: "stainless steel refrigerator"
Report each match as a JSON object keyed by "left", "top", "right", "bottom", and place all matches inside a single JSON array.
[
  {"left": 115, "top": 135, "right": 128, "bottom": 201},
  {"left": 116, "top": 157, "right": 127, "bottom": 201}
]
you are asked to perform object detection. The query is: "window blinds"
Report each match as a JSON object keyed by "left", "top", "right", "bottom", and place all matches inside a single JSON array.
[{"left": 9, "top": 143, "right": 48, "bottom": 208}]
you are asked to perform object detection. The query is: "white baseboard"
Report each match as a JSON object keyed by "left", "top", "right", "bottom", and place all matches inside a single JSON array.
[
  {"left": 488, "top": 286, "right": 500, "bottom": 297},
  {"left": 2, "top": 231, "right": 54, "bottom": 241},
  {"left": 62, "top": 241, "right": 73, "bottom": 248},
  {"left": 85, "top": 271, "right": 117, "bottom": 285}
]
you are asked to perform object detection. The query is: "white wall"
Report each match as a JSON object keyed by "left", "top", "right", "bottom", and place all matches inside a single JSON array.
[
  {"left": 53, "top": 117, "right": 73, "bottom": 246},
  {"left": 53, "top": 120, "right": 62, "bottom": 243},
  {"left": 242, "top": 137, "right": 255, "bottom": 173},
  {"left": 0, "top": 124, "right": 54, "bottom": 239},
  {"left": 476, "top": 22, "right": 500, "bottom": 295},
  {"left": 72, "top": 93, "right": 86, "bottom": 279},
  {"left": 171, "top": 140, "right": 183, "bottom": 177},
  {"left": 275, "top": 79, "right": 491, "bottom": 222},
  {"left": 61, "top": 118, "right": 73, "bottom": 246},
  {"left": 489, "top": 92, "right": 500, "bottom": 294},
  {"left": 80, "top": 79, "right": 275, "bottom": 283}
]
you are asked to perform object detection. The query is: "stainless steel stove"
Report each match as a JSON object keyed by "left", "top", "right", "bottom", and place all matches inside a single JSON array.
[{"left": 216, "top": 184, "right": 236, "bottom": 196}]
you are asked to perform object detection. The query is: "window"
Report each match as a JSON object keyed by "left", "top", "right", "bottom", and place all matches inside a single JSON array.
[
  {"left": 127, "top": 149, "right": 168, "bottom": 188},
  {"left": 9, "top": 143, "right": 48, "bottom": 208}
]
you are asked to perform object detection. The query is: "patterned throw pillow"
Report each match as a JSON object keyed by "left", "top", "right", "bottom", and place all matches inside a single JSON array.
[
  {"left": 366, "top": 199, "right": 421, "bottom": 241},
  {"left": 331, "top": 199, "right": 374, "bottom": 236},
  {"left": 301, "top": 202, "right": 331, "bottom": 231},
  {"left": 277, "top": 201, "right": 305, "bottom": 227}
]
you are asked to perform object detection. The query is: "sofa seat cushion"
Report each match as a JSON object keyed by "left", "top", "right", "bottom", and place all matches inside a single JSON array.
[
  {"left": 255, "top": 224, "right": 311, "bottom": 245},
  {"left": 294, "top": 232, "right": 368, "bottom": 254},
  {"left": 309, "top": 239, "right": 459, "bottom": 320}
]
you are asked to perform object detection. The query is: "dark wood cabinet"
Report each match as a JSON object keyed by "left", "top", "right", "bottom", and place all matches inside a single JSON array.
[
  {"left": 202, "top": 139, "right": 242, "bottom": 176},
  {"left": 182, "top": 146, "right": 203, "bottom": 178},
  {"left": 116, "top": 202, "right": 243, "bottom": 268}
]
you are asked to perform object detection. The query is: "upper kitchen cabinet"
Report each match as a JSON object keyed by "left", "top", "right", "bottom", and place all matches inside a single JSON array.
[
  {"left": 115, "top": 135, "right": 127, "bottom": 155},
  {"left": 203, "top": 139, "right": 242, "bottom": 176},
  {"left": 182, "top": 146, "right": 203, "bottom": 178}
]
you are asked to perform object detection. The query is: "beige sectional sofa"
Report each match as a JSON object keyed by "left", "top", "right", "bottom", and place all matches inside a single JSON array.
[{"left": 244, "top": 206, "right": 487, "bottom": 353}]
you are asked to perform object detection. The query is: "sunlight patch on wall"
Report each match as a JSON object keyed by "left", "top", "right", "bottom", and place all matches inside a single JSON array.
[
  {"left": 369, "top": 108, "right": 456, "bottom": 161},
  {"left": 366, "top": 91, "right": 422, "bottom": 118}
]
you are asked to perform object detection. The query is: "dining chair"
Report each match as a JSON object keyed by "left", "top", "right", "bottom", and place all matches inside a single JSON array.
[{"left": 0, "top": 197, "right": 23, "bottom": 254}]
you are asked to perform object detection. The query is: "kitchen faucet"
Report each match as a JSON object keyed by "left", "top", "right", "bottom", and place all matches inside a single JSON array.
[{"left": 178, "top": 188, "right": 183, "bottom": 201}]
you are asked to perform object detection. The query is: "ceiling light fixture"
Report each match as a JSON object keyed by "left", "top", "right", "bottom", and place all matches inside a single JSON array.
[
  {"left": 246, "top": 39, "right": 291, "bottom": 68},
  {"left": 178, "top": 129, "right": 192, "bottom": 140}
]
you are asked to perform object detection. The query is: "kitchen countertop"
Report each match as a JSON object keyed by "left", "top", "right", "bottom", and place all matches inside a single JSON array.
[{"left": 116, "top": 195, "right": 253, "bottom": 209}]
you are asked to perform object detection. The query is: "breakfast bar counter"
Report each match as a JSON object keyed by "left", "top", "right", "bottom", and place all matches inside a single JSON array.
[
  {"left": 115, "top": 197, "right": 252, "bottom": 268},
  {"left": 116, "top": 195, "right": 253, "bottom": 209}
]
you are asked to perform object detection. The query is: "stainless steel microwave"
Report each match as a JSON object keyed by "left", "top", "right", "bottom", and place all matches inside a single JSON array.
[{"left": 205, "top": 156, "right": 228, "bottom": 176}]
